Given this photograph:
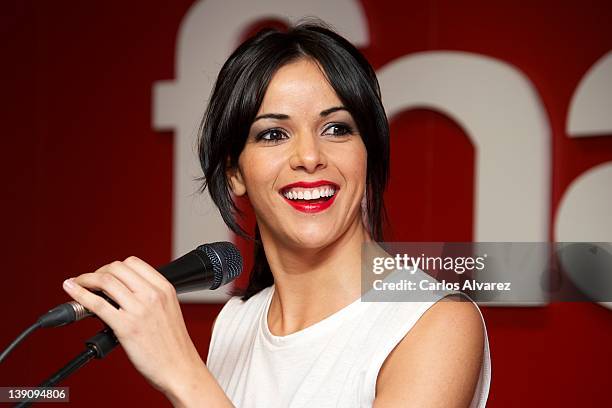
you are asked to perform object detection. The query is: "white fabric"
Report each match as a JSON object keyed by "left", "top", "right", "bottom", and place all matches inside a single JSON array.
[{"left": 207, "top": 285, "right": 491, "bottom": 407}]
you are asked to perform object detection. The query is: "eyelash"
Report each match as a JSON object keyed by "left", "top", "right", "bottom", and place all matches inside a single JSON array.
[{"left": 255, "top": 123, "right": 354, "bottom": 143}]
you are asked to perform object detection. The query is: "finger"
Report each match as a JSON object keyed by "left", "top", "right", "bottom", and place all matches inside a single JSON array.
[
  {"left": 62, "top": 278, "right": 120, "bottom": 325},
  {"left": 123, "top": 256, "right": 174, "bottom": 293},
  {"left": 73, "top": 271, "right": 140, "bottom": 312},
  {"left": 102, "top": 260, "right": 152, "bottom": 294}
]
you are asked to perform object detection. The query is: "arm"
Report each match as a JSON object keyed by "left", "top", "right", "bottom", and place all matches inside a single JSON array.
[
  {"left": 62, "top": 256, "right": 234, "bottom": 407},
  {"left": 165, "top": 303, "right": 232, "bottom": 407},
  {"left": 373, "top": 296, "right": 485, "bottom": 408},
  {"left": 165, "top": 360, "right": 234, "bottom": 408}
]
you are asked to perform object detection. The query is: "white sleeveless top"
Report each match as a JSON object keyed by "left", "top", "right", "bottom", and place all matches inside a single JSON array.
[{"left": 207, "top": 285, "right": 491, "bottom": 407}]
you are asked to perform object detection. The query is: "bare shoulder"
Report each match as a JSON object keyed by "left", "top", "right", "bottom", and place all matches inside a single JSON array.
[{"left": 374, "top": 295, "right": 485, "bottom": 408}]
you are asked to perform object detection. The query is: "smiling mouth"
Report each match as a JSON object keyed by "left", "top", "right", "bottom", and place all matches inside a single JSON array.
[
  {"left": 279, "top": 183, "right": 339, "bottom": 213},
  {"left": 281, "top": 185, "right": 337, "bottom": 202}
]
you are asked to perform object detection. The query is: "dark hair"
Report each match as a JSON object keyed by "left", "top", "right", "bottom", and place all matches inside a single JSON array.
[{"left": 198, "top": 22, "right": 389, "bottom": 301}]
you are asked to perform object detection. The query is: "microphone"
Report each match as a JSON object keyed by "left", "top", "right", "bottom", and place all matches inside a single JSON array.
[{"left": 38, "top": 242, "right": 243, "bottom": 328}]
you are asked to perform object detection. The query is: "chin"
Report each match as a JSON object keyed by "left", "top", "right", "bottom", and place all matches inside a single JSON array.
[{"left": 289, "top": 229, "right": 336, "bottom": 251}]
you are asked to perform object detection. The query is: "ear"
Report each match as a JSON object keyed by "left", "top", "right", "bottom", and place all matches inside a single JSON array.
[{"left": 226, "top": 164, "right": 247, "bottom": 196}]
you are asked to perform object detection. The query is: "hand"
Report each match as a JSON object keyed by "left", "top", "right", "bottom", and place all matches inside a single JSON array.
[{"left": 62, "top": 256, "right": 204, "bottom": 396}]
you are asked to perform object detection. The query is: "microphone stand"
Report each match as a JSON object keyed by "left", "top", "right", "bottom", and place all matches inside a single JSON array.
[{"left": 15, "top": 328, "right": 118, "bottom": 408}]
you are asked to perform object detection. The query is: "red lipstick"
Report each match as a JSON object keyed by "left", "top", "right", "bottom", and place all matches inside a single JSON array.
[{"left": 280, "top": 180, "right": 339, "bottom": 214}]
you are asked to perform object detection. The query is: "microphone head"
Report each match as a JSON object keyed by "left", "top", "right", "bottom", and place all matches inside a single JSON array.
[{"left": 198, "top": 242, "right": 243, "bottom": 290}]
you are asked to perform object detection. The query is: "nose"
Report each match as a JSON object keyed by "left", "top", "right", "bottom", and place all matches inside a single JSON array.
[{"left": 289, "top": 132, "right": 327, "bottom": 173}]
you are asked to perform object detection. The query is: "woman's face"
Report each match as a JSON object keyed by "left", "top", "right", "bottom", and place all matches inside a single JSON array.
[{"left": 228, "top": 58, "right": 367, "bottom": 250}]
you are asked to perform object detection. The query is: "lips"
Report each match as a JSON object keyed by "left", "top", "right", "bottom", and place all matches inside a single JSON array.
[{"left": 279, "top": 180, "right": 339, "bottom": 214}]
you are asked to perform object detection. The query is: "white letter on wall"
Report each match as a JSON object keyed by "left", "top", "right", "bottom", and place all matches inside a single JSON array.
[
  {"left": 557, "top": 51, "right": 612, "bottom": 310},
  {"left": 567, "top": 51, "right": 612, "bottom": 137},
  {"left": 377, "top": 52, "right": 551, "bottom": 305}
]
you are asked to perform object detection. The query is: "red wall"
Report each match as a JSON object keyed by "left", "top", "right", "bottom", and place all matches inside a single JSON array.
[{"left": 2, "top": 0, "right": 612, "bottom": 406}]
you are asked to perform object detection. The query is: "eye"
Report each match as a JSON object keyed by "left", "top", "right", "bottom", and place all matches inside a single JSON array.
[
  {"left": 256, "top": 128, "right": 288, "bottom": 143},
  {"left": 323, "top": 123, "right": 353, "bottom": 137}
]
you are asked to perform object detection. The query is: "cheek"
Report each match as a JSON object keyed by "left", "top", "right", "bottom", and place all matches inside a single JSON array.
[
  {"left": 339, "top": 144, "right": 367, "bottom": 192},
  {"left": 238, "top": 149, "right": 285, "bottom": 199}
]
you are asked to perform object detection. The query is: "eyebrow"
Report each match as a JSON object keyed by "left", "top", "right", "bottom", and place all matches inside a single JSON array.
[{"left": 253, "top": 106, "right": 348, "bottom": 123}]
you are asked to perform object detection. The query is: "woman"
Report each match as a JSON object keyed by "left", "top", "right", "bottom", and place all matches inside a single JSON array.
[{"left": 62, "top": 23, "right": 490, "bottom": 407}]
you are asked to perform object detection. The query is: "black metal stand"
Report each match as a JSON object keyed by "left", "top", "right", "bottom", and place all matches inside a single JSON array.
[{"left": 14, "top": 328, "right": 118, "bottom": 407}]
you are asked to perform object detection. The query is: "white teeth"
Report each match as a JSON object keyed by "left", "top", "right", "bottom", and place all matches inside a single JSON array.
[{"left": 283, "top": 186, "right": 337, "bottom": 201}]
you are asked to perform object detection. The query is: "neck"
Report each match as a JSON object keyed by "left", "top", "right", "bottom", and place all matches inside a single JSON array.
[{"left": 258, "top": 218, "right": 370, "bottom": 336}]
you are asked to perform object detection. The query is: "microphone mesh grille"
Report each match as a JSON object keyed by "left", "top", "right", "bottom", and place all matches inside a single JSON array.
[{"left": 198, "top": 242, "right": 243, "bottom": 290}]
